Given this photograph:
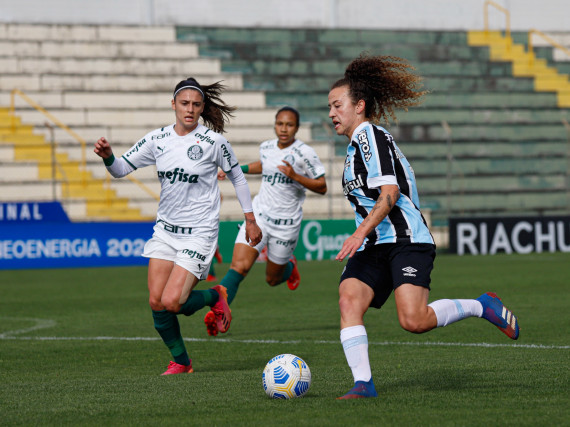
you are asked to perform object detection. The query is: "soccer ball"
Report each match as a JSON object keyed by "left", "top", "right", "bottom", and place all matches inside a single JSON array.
[{"left": 262, "top": 353, "right": 311, "bottom": 399}]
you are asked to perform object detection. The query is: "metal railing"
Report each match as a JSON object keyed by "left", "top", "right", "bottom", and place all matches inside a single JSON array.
[
  {"left": 10, "top": 88, "right": 88, "bottom": 176},
  {"left": 9, "top": 88, "right": 160, "bottom": 205},
  {"left": 483, "top": 0, "right": 511, "bottom": 40},
  {"left": 528, "top": 28, "right": 570, "bottom": 64}
]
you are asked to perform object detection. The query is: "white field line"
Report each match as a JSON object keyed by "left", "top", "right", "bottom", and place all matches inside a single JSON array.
[
  {"left": 1, "top": 317, "right": 567, "bottom": 350},
  {"left": 0, "top": 335, "right": 568, "bottom": 350}
]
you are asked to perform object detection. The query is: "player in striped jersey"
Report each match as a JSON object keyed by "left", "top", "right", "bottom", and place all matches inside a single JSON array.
[{"left": 329, "top": 55, "right": 520, "bottom": 399}]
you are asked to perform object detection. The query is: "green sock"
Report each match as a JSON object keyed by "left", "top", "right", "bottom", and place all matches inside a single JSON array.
[
  {"left": 152, "top": 309, "right": 190, "bottom": 366},
  {"left": 178, "top": 289, "right": 218, "bottom": 316},
  {"left": 279, "top": 261, "right": 294, "bottom": 284},
  {"left": 221, "top": 268, "right": 245, "bottom": 305}
]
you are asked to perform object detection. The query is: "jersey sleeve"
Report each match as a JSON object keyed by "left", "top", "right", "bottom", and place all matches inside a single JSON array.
[
  {"left": 215, "top": 139, "right": 240, "bottom": 173},
  {"left": 300, "top": 145, "right": 326, "bottom": 179},
  {"left": 357, "top": 125, "right": 397, "bottom": 189},
  {"left": 121, "top": 132, "right": 157, "bottom": 170}
]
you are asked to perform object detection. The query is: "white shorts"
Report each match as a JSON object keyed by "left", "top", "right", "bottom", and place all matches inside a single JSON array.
[
  {"left": 142, "top": 224, "right": 218, "bottom": 280},
  {"left": 235, "top": 213, "right": 300, "bottom": 265}
]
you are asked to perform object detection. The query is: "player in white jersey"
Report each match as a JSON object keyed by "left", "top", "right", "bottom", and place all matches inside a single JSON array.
[
  {"left": 93, "top": 77, "right": 262, "bottom": 375},
  {"left": 329, "top": 55, "right": 520, "bottom": 399},
  {"left": 205, "top": 107, "right": 327, "bottom": 336}
]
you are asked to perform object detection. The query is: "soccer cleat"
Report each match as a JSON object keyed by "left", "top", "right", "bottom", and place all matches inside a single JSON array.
[
  {"left": 337, "top": 379, "right": 378, "bottom": 400},
  {"left": 286, "top": 256, "right": 301, "bottom": 290},
  {"left": 161, "top": 360, "right": 193, "bottom": 375},
  {"left": 206, "top": 274, "right": 217, "bottom": 282},
  {"left": 210, "top": 285, "right": 232, "bottom": 333},
  {"left": 476, "top": 292, "right": 520, "bottom": 340},
  {"left": 204, "top": 310, "right": 218, "bottom": 336}
]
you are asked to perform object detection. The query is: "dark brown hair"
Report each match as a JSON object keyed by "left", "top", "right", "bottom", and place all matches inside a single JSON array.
[
  {"left": 174, "top": 77, "right": 236, "bottom": 133},
  {"left": 331, "top": 54, "right": 427, "bottom": 124},
  {"left": 275, "top": 106, "right": 300, "bottom": 127}
]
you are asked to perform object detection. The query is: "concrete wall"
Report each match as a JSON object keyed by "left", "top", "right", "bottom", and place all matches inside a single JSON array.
[{"left": 0, "top": 0, "right": 568, "bottom": 31}]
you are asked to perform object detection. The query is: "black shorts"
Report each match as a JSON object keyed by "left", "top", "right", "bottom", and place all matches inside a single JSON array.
[{"left": 339, "top": 243, "right": 436, "bottom": 309}]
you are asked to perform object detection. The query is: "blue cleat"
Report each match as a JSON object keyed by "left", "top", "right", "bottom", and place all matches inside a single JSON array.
[
  {"left": 337, "top": 379, "right": 378, "bottom": 400},
  {"left": 476, "top": 292, "right": 520, "bottom": 340}
]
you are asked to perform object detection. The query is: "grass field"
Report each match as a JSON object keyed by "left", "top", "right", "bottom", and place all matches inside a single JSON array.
[{"left": 1, "top": 252, "right": 569, "bottom": 426}]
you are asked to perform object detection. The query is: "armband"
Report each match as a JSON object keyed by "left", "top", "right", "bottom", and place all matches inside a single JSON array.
[
  {"left": 240, "top": 164, "right": 249, "bottom": 173},
  {"left": 103, "top": 154, "right": 115, "bottom": 166}
]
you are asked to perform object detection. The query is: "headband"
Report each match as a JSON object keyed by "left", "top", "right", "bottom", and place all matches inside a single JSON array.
[{"left": 173, "top": 85, "right": 204, "bottom": 99}]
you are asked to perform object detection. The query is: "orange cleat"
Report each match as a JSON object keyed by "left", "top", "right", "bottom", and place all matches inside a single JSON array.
[
  {"left": 286, "top": 256, "right": 300, "bottom": 290},
  {"left": 161, "top": 360, "right": 193, "bottom": 375}
]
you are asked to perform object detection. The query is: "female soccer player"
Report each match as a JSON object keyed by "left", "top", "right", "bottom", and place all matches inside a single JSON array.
[
  {"left": 328, "top": 55, "right": 520, "bottom": 399},
  {"left": 206, "top": 106, "right": 327, "bottom": 336},
  {"left": 93, "top": 77, "right": 262, "bottom": 375}
]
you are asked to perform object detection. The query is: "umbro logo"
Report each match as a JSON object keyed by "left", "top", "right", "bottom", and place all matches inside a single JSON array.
[{"left": 402, "top": 266, "right": 417, "bottom": 277}]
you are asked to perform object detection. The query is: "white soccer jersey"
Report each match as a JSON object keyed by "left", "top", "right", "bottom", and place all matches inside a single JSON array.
[
  {"left": 253, "top": 139, "right": 325, "bottom": 224},
  {"left": 120, "top": 123, "right": 239, "bottom": 230}
]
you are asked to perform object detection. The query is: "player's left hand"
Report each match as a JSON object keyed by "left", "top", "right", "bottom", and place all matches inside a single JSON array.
[
  {"left": 335, "top": 235, "right": 364, "bottom": 261},
  {"left": 277, "top": 160, "right": 297, "bottom": 179},
  {"left": 244, "top": 215, "right": 262, "bottom": 247}
]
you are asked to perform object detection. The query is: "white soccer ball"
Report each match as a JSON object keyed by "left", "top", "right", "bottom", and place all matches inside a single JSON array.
[{"left": 262, "top": 353, "right": 311, "bottom": 399}]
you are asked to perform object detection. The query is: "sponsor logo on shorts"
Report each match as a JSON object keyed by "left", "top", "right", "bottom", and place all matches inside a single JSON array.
[
  {"left": 181, "top": 249, "right": 206, "bottom": 262},
  {"left": 276, "top": 239, "right": 297, "bottom": 247},
  {"left": 402, "top": 266, "right": 417, "bottom": 277}
]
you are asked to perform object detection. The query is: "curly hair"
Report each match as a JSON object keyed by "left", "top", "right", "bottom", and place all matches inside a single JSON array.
[
  {"left": 173, "top": 77, "right": 236, "bottom": 133},
  {"left": 331, "top": 54, "right": 427, "bottom": 124}
]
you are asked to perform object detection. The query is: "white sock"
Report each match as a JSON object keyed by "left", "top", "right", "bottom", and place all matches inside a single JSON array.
[
  {"left": 340, "top": 325, "right": 371, "bottom": 383},
  {"left": 428, "top": 299, "right": 483, "bottom": 327}
]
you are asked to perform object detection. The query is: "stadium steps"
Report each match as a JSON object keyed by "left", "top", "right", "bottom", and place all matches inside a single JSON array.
[
  {"left": 468, "top": 31, "right": 570, "bottom": 107},
  {"left": 176, "top": 26, "right": 570, "bottom": 223},
  {"left": 0, "top": 107, "right": 151, "bottom": 222},
  {"left": 0, "top": 23, "right": 311, "bottom": 221}
]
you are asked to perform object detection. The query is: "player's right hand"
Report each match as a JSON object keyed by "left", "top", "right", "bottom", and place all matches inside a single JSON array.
[{"left": 94, "top": 137, "right": 113, "bottom": 159}]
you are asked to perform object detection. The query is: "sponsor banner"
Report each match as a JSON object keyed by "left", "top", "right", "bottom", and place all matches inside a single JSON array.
[
  {"left": 0, "top": 219, "right": 356, "bottom": 270},
  {"left": 0, "top": 201, "right": 70, "bottom": 223},
  {"left": 449, "top": 216, "right": 570, "bottom": 255},
  {"left": 218, "top": 219, "right": 354, "bottom": 261},
  {"left": 0, "top": 222, "right": 154, "bottom": 269}
]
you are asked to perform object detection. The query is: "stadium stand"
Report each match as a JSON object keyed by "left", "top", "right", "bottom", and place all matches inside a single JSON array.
[
  {"left": 178, "top": 26, "right": 570, "bottom": 223},
  {"left": 1, "top": 23, "right": 569, "bottom": 224}
]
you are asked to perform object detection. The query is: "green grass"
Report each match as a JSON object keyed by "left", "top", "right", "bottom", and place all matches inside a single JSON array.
[{"left": 1, "top": 253, "right": 569, "bottom": 426}]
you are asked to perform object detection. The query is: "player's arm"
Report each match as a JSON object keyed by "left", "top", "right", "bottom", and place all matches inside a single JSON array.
[
  {"left": 277, "top": 161, "right": 327, "bottom": 194},
  {"left": 225, "top": 166, "right": 262, "bottom": 246},
  {"left": 94, "top": 137, "right": 134, "bottom": 178},
  {"left": 335, "top": 184, "right": 400, "bottom": 261},
  {"left": 240, "top": 160, "right": 262, "bottom": 174}
]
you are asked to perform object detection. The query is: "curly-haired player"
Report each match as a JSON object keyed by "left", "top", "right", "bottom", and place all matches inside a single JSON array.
[{"left": 329, "top": 55, "right": 520, "bottom": 399}]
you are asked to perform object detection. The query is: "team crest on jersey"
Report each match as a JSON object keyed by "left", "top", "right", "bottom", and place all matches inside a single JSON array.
[
  {"left": 284, "top": 154, "right": 295, "bottom": 165},
  {"left": 187, "top": 145, "right": 203, "bottom": 160}
]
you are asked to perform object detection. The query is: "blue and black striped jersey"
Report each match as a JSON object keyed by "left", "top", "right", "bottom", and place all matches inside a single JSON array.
[{"left": 342, "top": 121, "right": 434, "bottom": 248}]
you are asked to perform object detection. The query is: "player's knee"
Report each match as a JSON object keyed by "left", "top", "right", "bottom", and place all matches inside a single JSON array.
[
  {"left": 265, "top": 274, "right": 281, "bottom": 287},
  {"left": 398, "top": 314, "right": 429, "bottom": 334},
  {"left": 338, "top": 292, "right": 358, "bottom": 316},
  {"left": 230, "top": 261, "right": 252, "bottom": 276},
  {"left": 160, "top": 296, "right": 181, "bottom": 313},
  {"left": 149, "top": 296, "right": 164, "bottom": 311}
]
